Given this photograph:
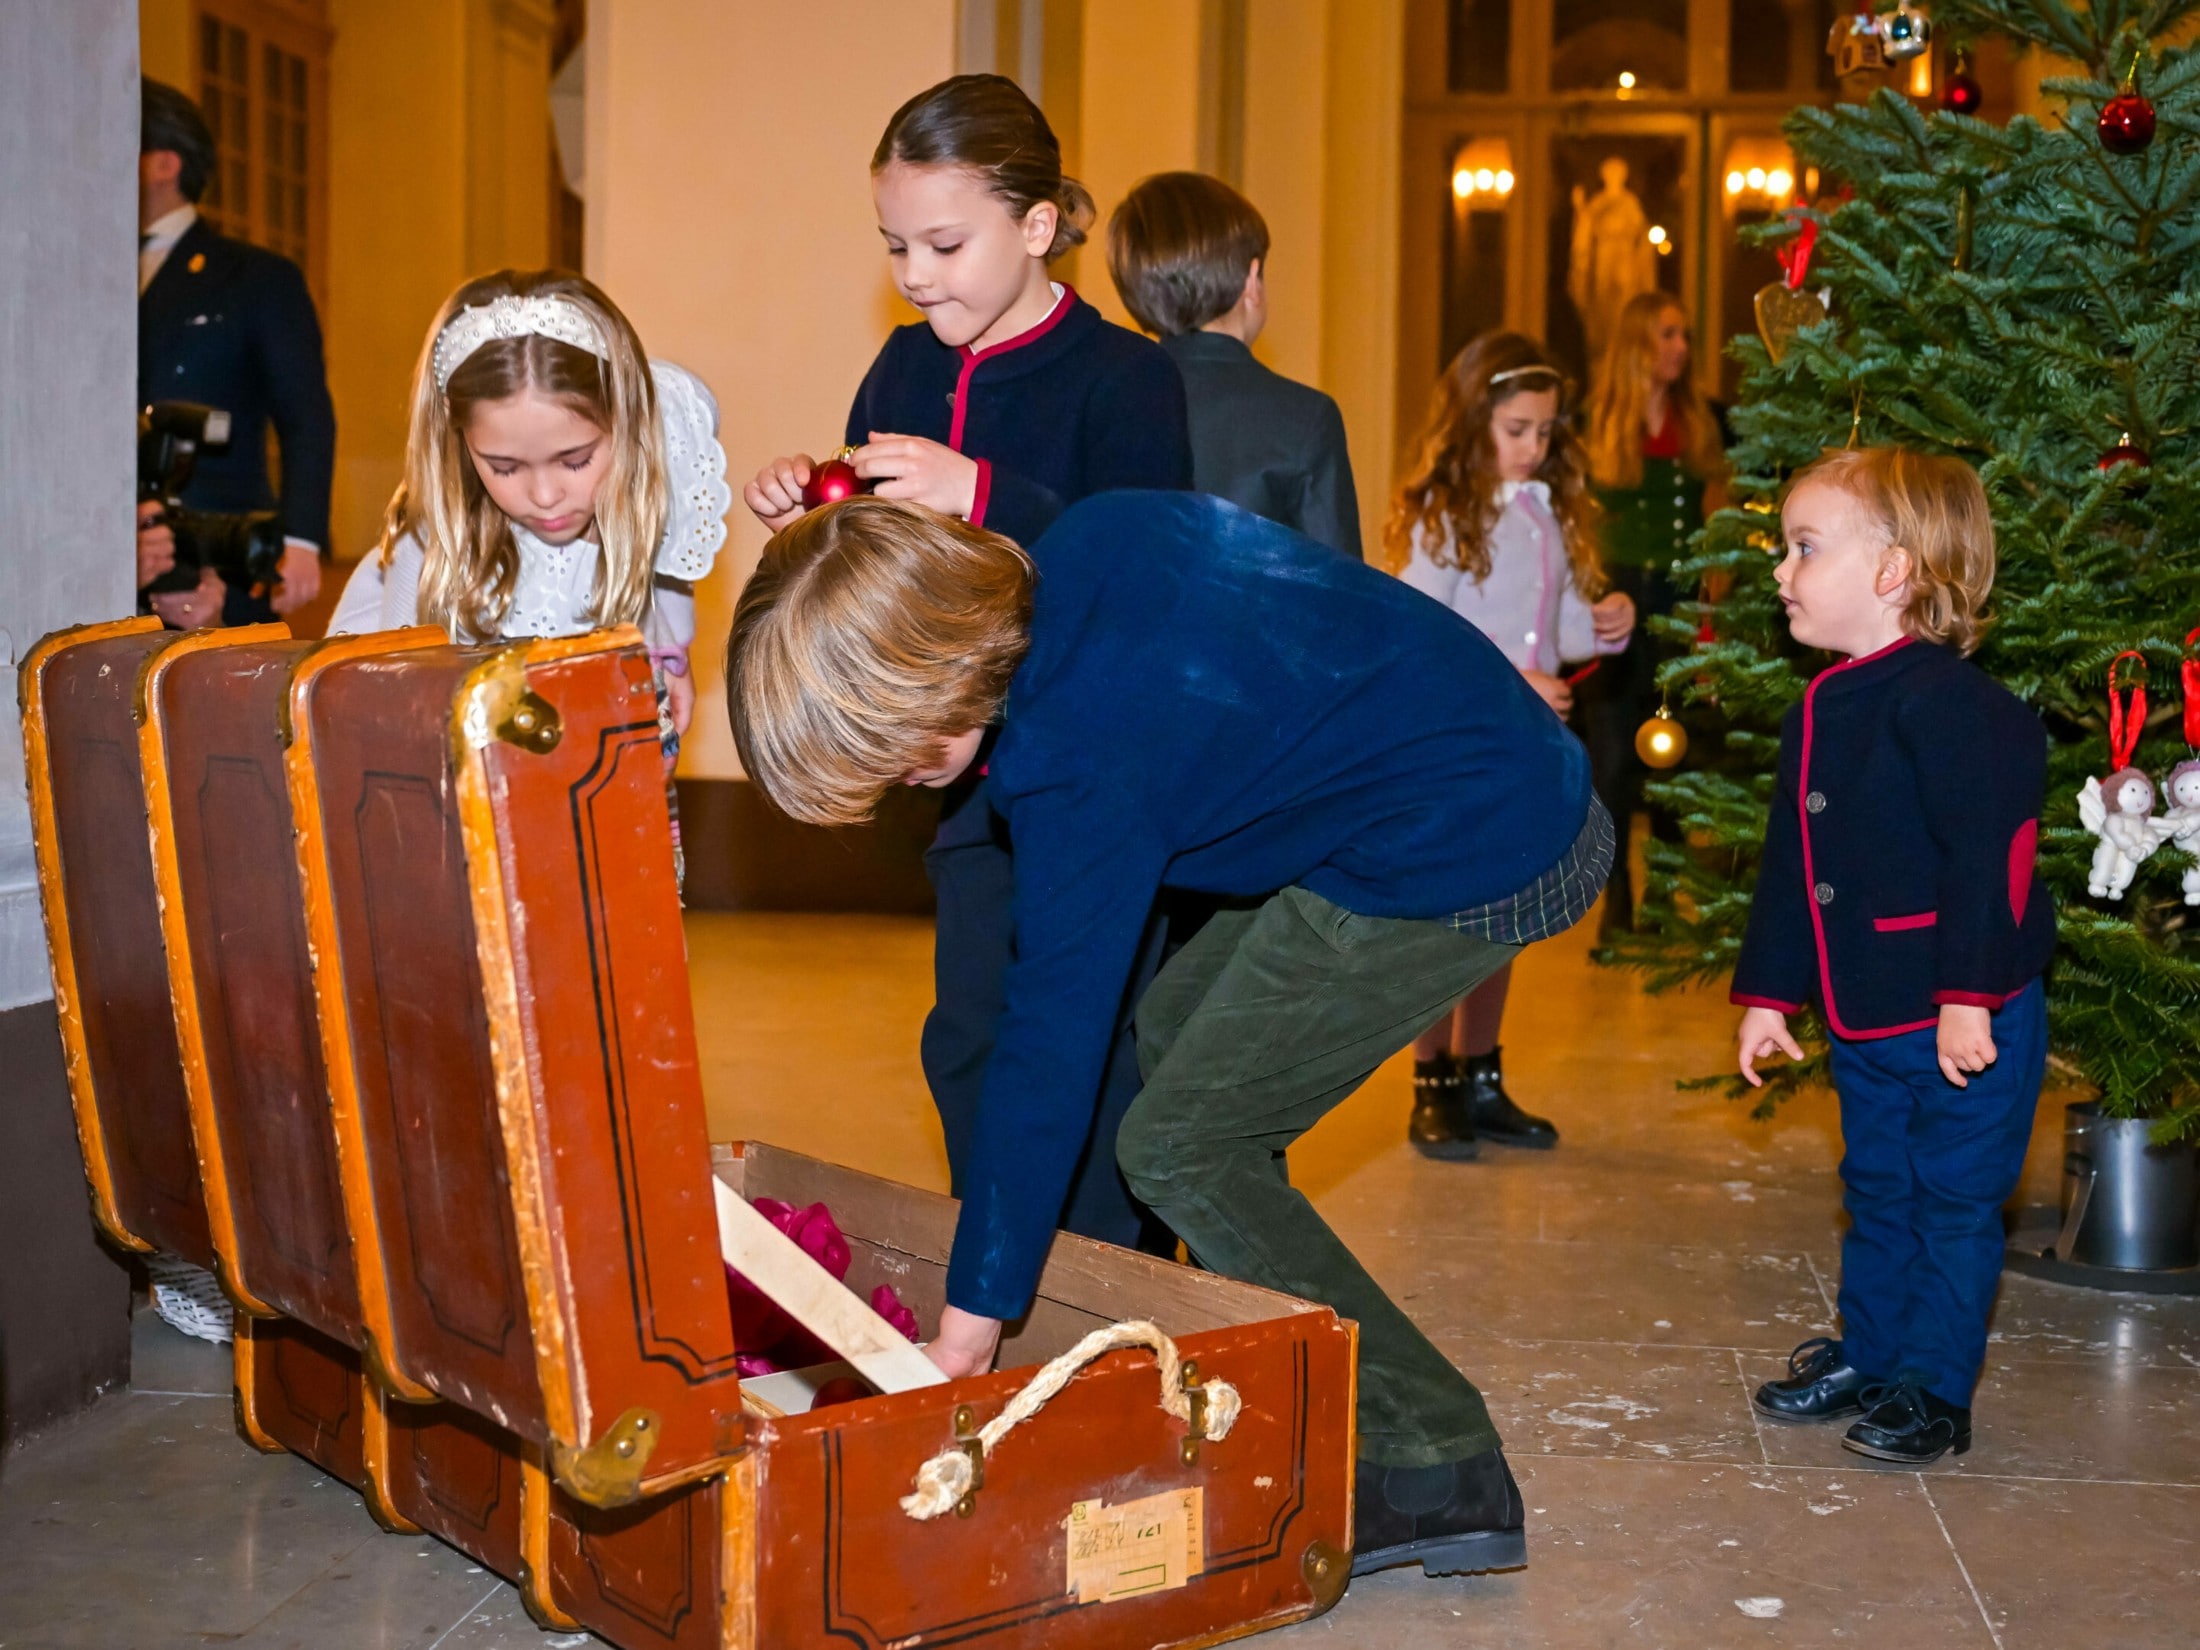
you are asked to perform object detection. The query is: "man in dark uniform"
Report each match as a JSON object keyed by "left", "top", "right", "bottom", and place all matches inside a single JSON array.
[{"left": 136, "top": 78, "right": 335, "bottom": 628}]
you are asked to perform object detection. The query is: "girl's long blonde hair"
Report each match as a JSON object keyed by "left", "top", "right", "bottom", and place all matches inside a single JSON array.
[
  {"left": 1584, "top": 291, "right": 1724, "bottom": 490},
  {"left": 377, "top": 268, "right": 666, "bottom": 642},
  {"left": 1384, "top": 331, "right": 1603, "bottom": 594}
]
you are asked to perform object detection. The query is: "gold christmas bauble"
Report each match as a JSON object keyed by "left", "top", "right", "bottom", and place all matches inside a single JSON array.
[{"left": 1635, "top": 711, "right": 1688, "bottom": 769}]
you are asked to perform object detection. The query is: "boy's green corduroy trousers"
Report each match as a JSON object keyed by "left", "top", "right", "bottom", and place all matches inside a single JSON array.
[{"left": 1117, "top": 884, "right": 1517, "bottom": 1469}]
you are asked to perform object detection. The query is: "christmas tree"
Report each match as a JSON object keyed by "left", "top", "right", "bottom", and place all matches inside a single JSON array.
[{"left": 1609, "top": 0, "right": 2200, "bottom": 1134}]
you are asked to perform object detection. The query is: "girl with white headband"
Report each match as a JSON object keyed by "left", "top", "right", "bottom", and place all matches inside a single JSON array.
[
  {"left": 1382, "top": 329, "right": 1636, "bottom": 1160},
  {"left": 329, "top": 268, "right": 728, "bottom": 762}
]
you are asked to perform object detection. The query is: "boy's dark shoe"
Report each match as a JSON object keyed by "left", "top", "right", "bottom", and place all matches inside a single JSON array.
[
  {"left": 1461, "top": 1047, "right": 1559, "bottom": 1149},
  {"left": 1352, "top": 1449, "right": 1528, "bottom": 1578},
  {"left": 1752, "top": 1337, "right": 1873, "bottom": 1421},
  {"left": 1409, "top": 1055, "right": 1479, "bottom": 1160},
  {"left": 1842, "top": 1380, "right": 1971, "bottom": 1465}
]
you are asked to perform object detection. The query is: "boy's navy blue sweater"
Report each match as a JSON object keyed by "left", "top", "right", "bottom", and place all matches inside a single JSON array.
[
  {"left": 947, "top": 491, "right": 1592, "bottom": 1319},
  {"left": 844, "top": 287, "right": 1192, "bottom": 545},
  {"left": 1731, "top": 638, "right": 2056, "bottom": 1039}
]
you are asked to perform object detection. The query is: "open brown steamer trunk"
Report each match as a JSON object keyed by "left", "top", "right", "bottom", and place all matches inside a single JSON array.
[
  {"left": 134, "top": 624, "right": 531, "bottom": 1568},
  {"left": 19, "top": 617, "right": 365, "bottom": 1482},
  {"left": 21, "top": 616, "right": 1358, "bottom": 1645},
  {"left": 285, "top": 627, "right": 1356, "bottom": 1649}
]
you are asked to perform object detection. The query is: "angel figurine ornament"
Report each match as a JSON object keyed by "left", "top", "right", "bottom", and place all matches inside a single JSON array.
[
  {"left": 2158, "top": 759, "right": 2200, "bottom": 905},
  {"left": 2078, "top": 768, "right": 2167, "bottom": 900}
]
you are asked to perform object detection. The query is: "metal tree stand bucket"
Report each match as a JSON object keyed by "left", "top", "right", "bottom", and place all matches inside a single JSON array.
[{"left": 2052, "top": 1102, "right": 2199, "bottom": 1271}]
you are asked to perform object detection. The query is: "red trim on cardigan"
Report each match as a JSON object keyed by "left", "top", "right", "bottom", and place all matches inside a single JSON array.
[
  {"left": 969, "top": 457, "right": 994, "bottom": 528},
  {"left": 1731, "top": 993, "right": 1806, "bottom": 1013},
  {"left": 1873, "top": 911, "right": 1938, "bottom": 932},
  {"left": 2008, "top": 818, "right": 2038, "bottom": 925},
  {"left": 1932, "top": 989, "right": 2010, "bottom": 1009},
  {"left": 1797, "top": 636, "right": 1924, "bottom": 1040},
  {"left": 947, "top": 286, "right": 1079, "bottom": 454}
]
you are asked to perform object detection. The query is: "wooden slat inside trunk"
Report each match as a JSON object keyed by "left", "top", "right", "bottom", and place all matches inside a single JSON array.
[{"left": 712, "top": 1142, "right": 1313, "bottom": 1371}]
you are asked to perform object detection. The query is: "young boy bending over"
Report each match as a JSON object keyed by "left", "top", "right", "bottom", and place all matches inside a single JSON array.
[
  {"left": 1737, "top": 447, "right": 2054, "bottom": 1466},
  {"left": 728, "top": 489, "right": 1612, "bottom": 1578}
]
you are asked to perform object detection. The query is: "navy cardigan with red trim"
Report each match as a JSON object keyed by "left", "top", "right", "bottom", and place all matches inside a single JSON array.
[
  {"left": 1731, "top": 638, "right": 2056, "bottom": 1040},
  {"left": 844, "top": 287, "right": 1192, "bottom": 545}
]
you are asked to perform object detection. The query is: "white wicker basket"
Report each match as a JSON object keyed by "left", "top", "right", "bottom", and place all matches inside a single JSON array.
[{"left": 145, "top": 1252, "right": 234, "bottom": 1344}]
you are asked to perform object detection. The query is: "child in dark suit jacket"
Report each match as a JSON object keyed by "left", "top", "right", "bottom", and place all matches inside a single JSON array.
[
  {"left": 1106, "top": 171, "right": 1360, "bottom": 558},
  {"left": 1736, "top": 447, "right": 2055, "bottom": 1466}
]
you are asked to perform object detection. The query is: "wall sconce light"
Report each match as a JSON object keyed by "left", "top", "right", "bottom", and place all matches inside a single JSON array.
[
  {"left": 1724, "top": 143, "right": 1799, "bottom": 209},
  {"left": 1450, "top": 140, "right": 1516, "bottom": 204},
  {"left": 1618, "top": 70, "right": 1637, "bottom": 92},
  {"left": 1647, "top": 223, "right": 1672, "bottom": 256}
]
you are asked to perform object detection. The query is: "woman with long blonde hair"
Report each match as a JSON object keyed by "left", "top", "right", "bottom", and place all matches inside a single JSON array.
[
  {"left": 1577, "top": 292, "right": 1728, "bottom": 939},
  {"left": 1386, "top": 330, "right": 1636, "bottom": 1159}
]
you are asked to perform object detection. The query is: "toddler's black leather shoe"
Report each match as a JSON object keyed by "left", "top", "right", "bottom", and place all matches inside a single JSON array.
[{"left": 1752, "top": 1336, "right": 1873, "bottom": 1421}]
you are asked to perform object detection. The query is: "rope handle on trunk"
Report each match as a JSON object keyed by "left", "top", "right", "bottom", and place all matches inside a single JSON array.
[{"left": 899, "top": 1320, "right": 1242, "bottom": 1521}]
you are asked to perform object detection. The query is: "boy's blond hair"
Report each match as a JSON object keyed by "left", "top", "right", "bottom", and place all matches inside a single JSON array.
[
  {"left": 728, "top": 498, "right": 1034, "bottom": 827},
  {"left": 1787, "top": 446, "right": 1996, "bottom": 656}
]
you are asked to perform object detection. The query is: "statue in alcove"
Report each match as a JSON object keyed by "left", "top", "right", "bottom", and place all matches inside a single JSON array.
[{"left": 1567, "top": 157, "right": 1660, "bottom": 374}]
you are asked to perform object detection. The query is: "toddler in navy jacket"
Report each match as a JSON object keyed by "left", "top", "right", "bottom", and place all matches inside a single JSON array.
[{"left": 1736, "top": 447, "right": 2054, "bottom": 1466}]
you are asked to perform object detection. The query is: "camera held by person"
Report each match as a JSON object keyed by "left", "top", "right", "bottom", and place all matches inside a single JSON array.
[
  {"left": 139, "top": 78, "right": 336, "bottom": 627},
  {"left": 137, "top": 403, "right": 288, "bottom": 623}
]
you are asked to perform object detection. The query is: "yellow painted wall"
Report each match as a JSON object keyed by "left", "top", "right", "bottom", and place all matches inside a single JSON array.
[
  {"left": 589, "top": 0, "right": 957, "bottom": 780},
  {"left": 1314, "top": 0, "right": 1406, "bottom": 558},
  {"left": 324, "top": 0, "right": 555, "bottom": 561},
  {"left": 141, "top": 0, "right": 193, "bottom": 83},
  {"left": 323, "top": 0, "right": 467, "bottom": 562},
  {"left": 1071, "top": 0, "right": 1204, "bottom": 327},
  {"left": 1239, "top": 0, "right": 1331, "bottom": 390}
]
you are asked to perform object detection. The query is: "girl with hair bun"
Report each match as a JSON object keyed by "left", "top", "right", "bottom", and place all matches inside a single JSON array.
[
  {"left": 744, "top": 75, "right": 1193, "bottom": 1279},
  {"left": 745, "top": 72, "right": 1188, "bottom": 542}
]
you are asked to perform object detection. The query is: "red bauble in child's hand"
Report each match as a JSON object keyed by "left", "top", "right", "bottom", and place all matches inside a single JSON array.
[{"left": 800, "top": 448, "right": 866, "bottom": 509}]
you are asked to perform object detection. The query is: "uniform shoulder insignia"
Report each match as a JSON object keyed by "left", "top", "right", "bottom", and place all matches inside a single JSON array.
[{"left": 187, "top": 252, "right": 206, "bottom": 274}]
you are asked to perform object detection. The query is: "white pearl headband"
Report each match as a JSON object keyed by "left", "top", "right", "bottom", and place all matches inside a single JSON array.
[{"left": 431, "top": 294, "right": 610, "bottom": 392}]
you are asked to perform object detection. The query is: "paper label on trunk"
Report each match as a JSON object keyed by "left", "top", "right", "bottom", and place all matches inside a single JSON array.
[{"left": 1063, "top": 1487, "right": 1204, "bottom": 1605}]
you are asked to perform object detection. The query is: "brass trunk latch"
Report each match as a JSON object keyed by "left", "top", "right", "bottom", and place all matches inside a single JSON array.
[
  {"left": 952, "top": 1404, "right": 985, "bottom": 1518},
  {"left": 552, "top": 1407, "right": 660, "bottom": 1507},
  {"left": 495, "top": 687, "right": 563, "bottom": 754},
  {"left": 1180, "top": 1360, "right": 1207, "bottom": 1465}
]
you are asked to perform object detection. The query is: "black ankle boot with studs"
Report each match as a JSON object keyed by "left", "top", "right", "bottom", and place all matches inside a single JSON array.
[
  {"left": 1408, "top": 1054, "right": 1478, "bottom": 1160},
  {"left": 1460, "top": 1047, "right": 1560, "bottom": 1149}
]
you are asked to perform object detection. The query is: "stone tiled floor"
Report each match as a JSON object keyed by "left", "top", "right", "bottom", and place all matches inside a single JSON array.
[{"left": 3, "top": 910, "right": 2196, "bottom": 1647}]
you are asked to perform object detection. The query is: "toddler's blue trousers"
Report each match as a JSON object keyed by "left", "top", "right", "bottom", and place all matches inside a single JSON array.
[{"left": 1828, "top": 981, "right": 2045, "bottom": 1408}]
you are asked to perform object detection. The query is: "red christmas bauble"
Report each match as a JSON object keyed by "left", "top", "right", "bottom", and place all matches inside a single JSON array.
[
  {"left": 1942, "top": 71, "right": 1982, "bottom": 116},
  {"left": 809, "top": 1376, "right": 872, "bottom": 1410},
  {"left": 800, "top": 450, "right": 865, "bottom": 509},
  {"left": 2099, "top": 436, "right": 2150, "bottom": 472},
  {"left": 2099, "top": 90, "right": 2157, "bottom": 154}
]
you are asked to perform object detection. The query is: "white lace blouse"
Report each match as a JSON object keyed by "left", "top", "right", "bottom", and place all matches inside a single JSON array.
[{"left": 328, "top": 360, "right": 730, "bottom": 653}]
